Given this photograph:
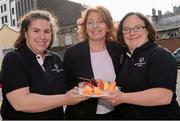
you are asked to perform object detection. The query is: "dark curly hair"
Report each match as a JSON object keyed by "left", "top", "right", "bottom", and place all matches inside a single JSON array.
[{"left": 117, "top": 12, "right": 157, "bottom": 46}]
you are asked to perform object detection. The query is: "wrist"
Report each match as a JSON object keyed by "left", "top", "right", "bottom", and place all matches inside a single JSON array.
[
  {"left": 60, "top": 94, "right": 68, "bottom": 106},
  {"left": 120, "top": 92, "right": 126, "bottom": 104}
]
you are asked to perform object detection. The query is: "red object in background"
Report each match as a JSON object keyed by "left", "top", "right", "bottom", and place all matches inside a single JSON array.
[
  {"left": 0, "top": 83, "right": 2, "bottom": 88},
  {"left": 83, "top": 82, "right": 93, "bottom": 87}
]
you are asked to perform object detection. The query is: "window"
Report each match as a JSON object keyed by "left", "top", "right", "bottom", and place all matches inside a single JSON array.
[
  {"left": 12, "top": 19, "right": 15, "bottom": 26},
  {"left": 4, "top": 4, "right": 6, "bottom": 11},
  {"left": 31, "top": 0, "right": 34, "bottom": 9},
  {"left": 27, "top": 0, "right": 30, "bottom": 11},
  {"left": 17, "top": 2, "right": 21, "bottom": 16},
  {"left": 1, "top": 6, "right": 3, "bottom": 13},
  {"left": 24, "top": 0, "right": 27, "bottom": 13},
  {"left": 4, "top": 16, "right": 7, "bottom": 23},
  {"left": 1, "top": 17, "right": 4, "bottom": 24},
  {"left": 12, "top": 8, "right": 14, "bottom": 14}
]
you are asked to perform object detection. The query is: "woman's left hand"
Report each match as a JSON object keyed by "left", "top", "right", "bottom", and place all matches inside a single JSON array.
[{"left": 102, "top": 90, "right": 124, "bottom": 106}]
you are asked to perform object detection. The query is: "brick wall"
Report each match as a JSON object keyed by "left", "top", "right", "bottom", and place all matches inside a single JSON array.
[{"left": 156, "top": 38, "right": 180, "bottom": 52}]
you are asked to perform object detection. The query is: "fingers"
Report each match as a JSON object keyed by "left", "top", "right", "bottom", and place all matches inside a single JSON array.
[
  {"left": 73, "top": 86, "right": 78, "bottom": 90},
  {"left": 81, "top": 95, "right": 90, "bottom": 100},
  {"left": 69, "top": 86, "right": 79, "bottom": 94},
  {"left": 111, "top": 101, "right": 117, "bottom": 106},
  {"left": 101, "top": 91, "right": 121, "bottom": 105}
]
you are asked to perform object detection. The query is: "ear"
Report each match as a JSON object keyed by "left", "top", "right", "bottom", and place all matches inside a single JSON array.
[
  {"left": 146, "top": 29, "right": 149, "bottom": 36},
  {"left": 25, "top": 31, "right": 27, "bottom": 39}
]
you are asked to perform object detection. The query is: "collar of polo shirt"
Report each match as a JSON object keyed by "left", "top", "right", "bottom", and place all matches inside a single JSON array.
[{"left": 36, "top": 54, "right": 45, "bottom": 71}]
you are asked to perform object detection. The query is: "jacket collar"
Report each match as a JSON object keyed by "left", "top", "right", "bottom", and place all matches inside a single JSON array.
[
  {"left": 125, "top": 41, "right": 156, "bottom": 56},
  {"left": 17, "top": 45, "right": 53, "bottom": 59}
]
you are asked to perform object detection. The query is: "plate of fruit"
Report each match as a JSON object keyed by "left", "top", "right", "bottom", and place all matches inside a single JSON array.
[{"left": 78, "top": 78, "right": 117, "bottom": 97}]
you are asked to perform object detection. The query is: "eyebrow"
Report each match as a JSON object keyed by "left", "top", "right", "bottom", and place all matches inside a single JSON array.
[
  {"left": 123, "top": 24, "right": 145, "bottom": 27},
  {"left": 30, "top": 27, "right": 50, "bottom": 31}
]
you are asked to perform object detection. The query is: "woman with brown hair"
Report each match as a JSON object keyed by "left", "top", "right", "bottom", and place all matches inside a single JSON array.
[
  {"left": 63, "top": 5, "right": 124, "bottom": 119},
  {"left": 0, "top": 10, "right": 88, "bottom": 120}
]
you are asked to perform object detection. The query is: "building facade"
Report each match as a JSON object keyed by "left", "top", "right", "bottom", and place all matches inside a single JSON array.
[
  {"left": 0, "top": 0, "right": 36, "bottom": 30},
  {"left": 151, "top": 6, "right": 180, "bottom": 39},
  {"left": 0, "top": 24, "right": 19, "bottom": 63},
  {"left": 0, "top": 0, "right": 85, "bottom": 53},
  {"left": 35, "top": 0, "right": 85, "bottom": 47}
]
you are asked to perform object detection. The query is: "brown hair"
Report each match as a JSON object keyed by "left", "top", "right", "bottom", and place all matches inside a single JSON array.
[
  {"left": 117, "top": 12, "right": 157, "bottom": 46},
  {"left": 77, "top": 5, "right": 116, "bottom": 41},
  {"left": 14, "top": 10, "right": 59, "bottom": 49}
]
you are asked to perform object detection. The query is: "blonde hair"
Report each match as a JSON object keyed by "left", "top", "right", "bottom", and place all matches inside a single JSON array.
[{"left": 77, "top": 6, "right": 116, "bottom": 41}]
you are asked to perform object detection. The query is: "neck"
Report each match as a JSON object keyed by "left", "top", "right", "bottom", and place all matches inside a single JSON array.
[{"left": 89, "top": 40, "right": 106, "bottom": 52}]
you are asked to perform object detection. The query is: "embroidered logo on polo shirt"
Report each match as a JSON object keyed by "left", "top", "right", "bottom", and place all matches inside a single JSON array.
[
  {"left": 54, "top": 64, "right": 58, "bottom": 69},
  {"left": 51, "top": 64, "right": 63, "bottom": 73},
  {"left": 134, "top": 57, "right": 147, "bottom": 67}
]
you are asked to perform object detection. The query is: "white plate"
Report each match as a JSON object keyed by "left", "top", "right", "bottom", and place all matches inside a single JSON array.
[{"left": 78, "top": 88, "right": 108, "bottom": 98}]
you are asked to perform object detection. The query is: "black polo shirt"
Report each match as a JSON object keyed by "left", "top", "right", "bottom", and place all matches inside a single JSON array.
[
  {"left": 1, "top": 46, "right": 66, "bottom": 119},
  {"left": 116, "top": 41, "right": 180, "bottom": 119}
]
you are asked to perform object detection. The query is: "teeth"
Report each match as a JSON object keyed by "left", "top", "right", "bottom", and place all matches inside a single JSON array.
[
  {"left": 92, "top": 30, "right": 101, "bottom": 33},
  {"left": 37, "top": 42, "right": 45, "bottom": 45}
]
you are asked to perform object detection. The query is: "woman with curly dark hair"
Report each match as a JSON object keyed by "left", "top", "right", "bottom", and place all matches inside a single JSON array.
[{"left": 103, "top": 12, "right": 180, "bottom": 119}]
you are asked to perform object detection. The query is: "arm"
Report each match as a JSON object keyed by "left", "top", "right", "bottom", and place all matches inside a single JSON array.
[
  {"left": 104, "top": 87, "right": 173, "bottom": 106},
  {"left": 104, "top": 48, "right": 176, "bottom": 106},
  {"left": 63, "top": 49, "right": 76, "bottom": 90},
  {"left": 6, "top": 87, "right": 88, "bottom": 113},
  {"left": 3, "top": 51, "right": 88, "bottom": 113}
]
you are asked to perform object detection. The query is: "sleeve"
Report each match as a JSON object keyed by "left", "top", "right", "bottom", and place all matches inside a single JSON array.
[
  {"left": 1, "top": 51, "right": 29, "bottom": 94},
  {"left": 0, "top": 71, "right": 2, "bottom": 88},
  {"left": 148, "top": 49, "right": 177, "bottom": 92},
  {"left": 63, "top": 48, "right": 75, "bottom": 90}
]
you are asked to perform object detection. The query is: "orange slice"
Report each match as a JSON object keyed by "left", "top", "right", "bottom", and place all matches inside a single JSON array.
[
  {"left": 108, "top": 81, "right": 116, "bottom": 91},
  {"left": 93, "top": 86, "right": 103, "bottom": 95}
]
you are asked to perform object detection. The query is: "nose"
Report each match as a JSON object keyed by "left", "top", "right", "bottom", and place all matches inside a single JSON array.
[
  {"left": 93, "top": 22, "right": 98, "bottom": 28},
  {"left": 129, "top": 28, "right": 135, "bottom": 35},
  {"left": 40, "top": 32, "right": 45, "bottom": 39}
]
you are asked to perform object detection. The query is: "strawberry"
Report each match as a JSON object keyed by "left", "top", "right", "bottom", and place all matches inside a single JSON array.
[
  {"left": 97, "top": 80, "right": 104, "bottom": 90},
  {"left": 83, "top": 82, "right": 93, "bottom": 87}
]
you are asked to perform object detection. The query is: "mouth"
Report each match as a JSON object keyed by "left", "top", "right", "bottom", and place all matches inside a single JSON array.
[
  {"left": 129, "top": 37, "right": 139, "bottom": 41},
  {"left": 37, "top": 42, "right": 45, "bottom": 45},
  {"left": 36, "top": 40, "right": 47, "bottom": 44},
  {"left": 92, "top": 30, "right": 101, "bottom": 34}
]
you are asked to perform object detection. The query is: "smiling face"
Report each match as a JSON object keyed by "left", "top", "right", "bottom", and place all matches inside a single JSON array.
[
  {"left": 86, "top": 11, "right": 109, "bottom": 42},
  {"left": 25, "top": 19, "right": 52, "bottom": 54},
  {"left": 122, "top": 15, "right": 149, "bottom": 53}
]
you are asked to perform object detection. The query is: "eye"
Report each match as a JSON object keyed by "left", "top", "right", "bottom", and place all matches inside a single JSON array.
[
  {"left": 123, "top": 27, "right": 130, "bottom": 31},
  {"left": 87, "top": 21, "right": 93, "bottom": 25},
  {"left": 33, "top": 30, "right": 39, "bottom": 32},
  {"left": 134, "top": 26, "right": 141, "bottom": 30},
  {"left": 98, "top": 20, "right": 104, "bottom": 23},
  {"left": 31, "top": 28, "right": 39, "bottom": 32},
  {"left": 45, "top": 30, "right": 51, "bottom": 33},
  {"left": 122, "top": 27, "right": 130, "bottom": 32},
  {"left": 133, "top": 25, "right": 146, "bottom": 32}
]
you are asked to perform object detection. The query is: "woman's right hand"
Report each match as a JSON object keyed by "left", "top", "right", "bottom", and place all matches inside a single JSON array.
[{"left": 64, "top": 87, "right": 89, "bottom": 105}]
